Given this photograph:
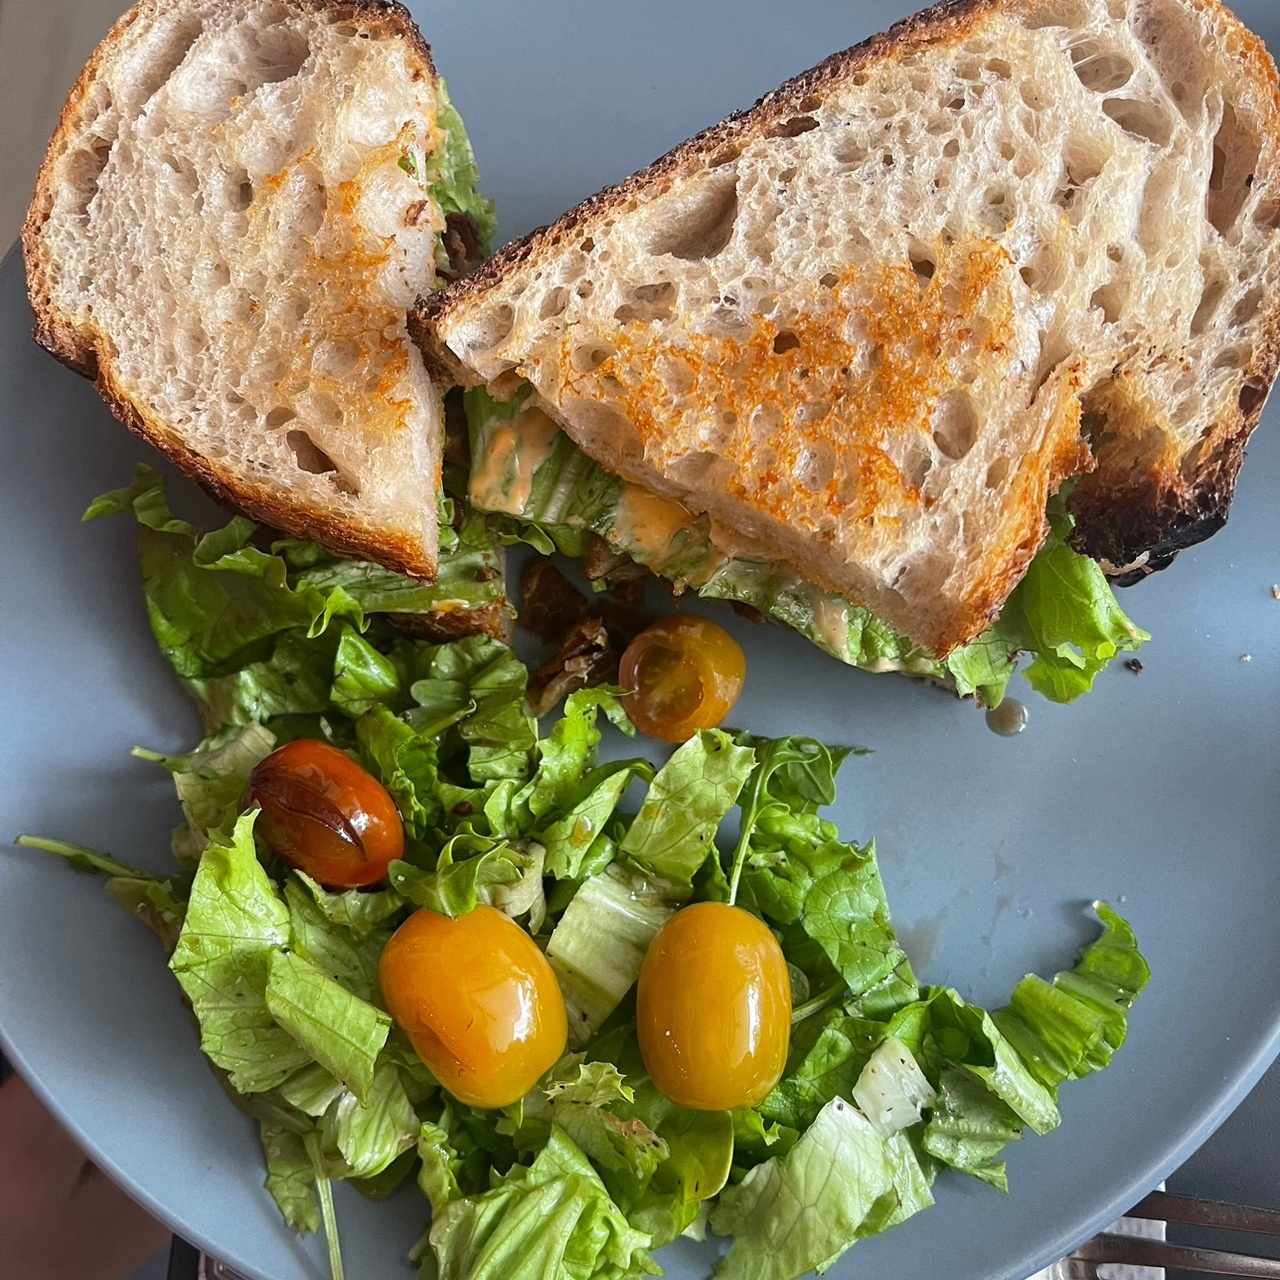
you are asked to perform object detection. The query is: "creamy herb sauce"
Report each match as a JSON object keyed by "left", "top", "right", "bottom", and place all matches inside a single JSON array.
[
  {"left": 611, "top": 485, "right": 696, "bottom": 561},
  {"left": 469, "top": 407, "right": 560, "bottom": 514}
]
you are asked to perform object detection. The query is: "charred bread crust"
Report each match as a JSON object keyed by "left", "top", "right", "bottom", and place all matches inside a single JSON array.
[
  {"left": 415, "top": 0, "right": 1280, "bottom": 583},
  {"left": 23, "top": 0, "right": 441, "bottom": 581},
  {"left": 1071, "top": 319, "right": 1280, "bottom": 582},
  {"left": 388, "top": 601, "right": 514, "bottom": 643}
]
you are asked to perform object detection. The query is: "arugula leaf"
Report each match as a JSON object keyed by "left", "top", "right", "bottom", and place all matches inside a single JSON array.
[
  {"left": 168, "top": 813, "right": 309, "bottom": 1093},
  {"left": 104, "top": 876, "right": 188, "bottom": 950},
  {"left": 520, "top": 688, "right": 634, "bottom": 825},
  {"left": 418, "top": 636, "right": 537, "bottom": 781},
  {"left": 389, "top": 832, "right": 530, "bottom": 917},
  {"left": 620, "top": 731, "right": 755, "bottom": 888},
  {"left": 546, "top": 866, "right": 679, "bottom": 1045},
  {"left": 725, "top": 735, "right": 860, "bottom": 902},
  {"left": 537, "top": 752, "right": 655, "bottom": 885},
  {"left": 14, "top": 835, "right": 153, "bottom": 880},
  {"left": 264, "top": 950, "right": 390, "bottom": 1102},
  {"left": 424, "top": 1126, "right": 658, "bottom": 1280},
  {"left": 709, "top": 1097, "right": 893, "bottom": 1280},
  {"left": 16, "top": 835, "right": 192, "bottom": 953}
]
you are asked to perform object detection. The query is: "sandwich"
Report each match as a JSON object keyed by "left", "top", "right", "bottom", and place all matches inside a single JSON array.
[
  {"left": 415, "top": 0, "right": 1280, "bottom": 704},
  {"left": 24, "top": 0, "right": 509, "bottom": 638}
]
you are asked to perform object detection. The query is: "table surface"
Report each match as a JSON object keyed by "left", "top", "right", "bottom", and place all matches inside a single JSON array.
[{"left": 3, "top": 4, "right": 1277, "bottom": 1279}]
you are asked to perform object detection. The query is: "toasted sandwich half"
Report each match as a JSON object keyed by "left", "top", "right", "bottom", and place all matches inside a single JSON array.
[
  {"left": 25, "top": 0, "right": 495, "bottom": 604},
  {"left": 416, "top": 0, "right": 1280, "bottom": 702}
]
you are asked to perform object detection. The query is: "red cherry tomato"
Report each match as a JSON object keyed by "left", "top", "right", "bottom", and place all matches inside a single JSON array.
[
  {"left": 248, "top": 740, "right": 403, "bottom": 888},
  {"left": 379, "top": 906, "right": 568, "bottom": 1108},
  {"left": 619, "top": 616, "right": 747, "bottom": 742},
  {"left": 637, "top": 902, "right": 791, "bottom": 1110}
]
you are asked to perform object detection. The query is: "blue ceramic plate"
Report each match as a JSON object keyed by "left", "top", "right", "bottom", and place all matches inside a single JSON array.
[{"left": 2, "top": 3, "right": 1279, "bottom": 1278}]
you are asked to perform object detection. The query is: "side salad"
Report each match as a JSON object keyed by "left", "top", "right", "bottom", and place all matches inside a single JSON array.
[{"left": 17, "top": 469, "right": 1150, "bottom": 1280}]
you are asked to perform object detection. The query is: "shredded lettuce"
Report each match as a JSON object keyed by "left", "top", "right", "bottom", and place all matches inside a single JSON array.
[{"left": 461, "top": 388, "right": 1148, "bottom": 705}]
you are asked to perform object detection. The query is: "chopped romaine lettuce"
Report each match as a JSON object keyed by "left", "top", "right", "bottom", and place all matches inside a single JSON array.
[
  {"left": 546, "top": 866, "right": 678, "bottom": 1044},
  {"left": 921, "top": 1067, "right": 1023, "bottom": 1193},
  {"left": 709, "top": 1097, "right": 893, "bottom": 1280},
  {"left": 423, "top": 1127, "right": 658, "bottom": 1280},
  {"left": 86, "top": 466, "right": 511, "bottom": 732},
  {"left": 167, "top": 812, "right": 311, "bottom": 1093},
  {"left": 851, "top": 1037, "right": 937, "bottom": 1135}
]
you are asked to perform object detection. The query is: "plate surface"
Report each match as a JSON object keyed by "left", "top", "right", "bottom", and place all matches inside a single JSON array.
[{"left": 3, "top": 3, "right": 1280, "bottom": 1279}]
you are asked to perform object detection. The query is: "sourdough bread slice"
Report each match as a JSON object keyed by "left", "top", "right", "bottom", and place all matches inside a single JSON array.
[
  {"left": 25, "top": 0, "right": 462, "bottom": 579},
  {"left": 417, "top": 0, "right": 1280, "bottom": 654}
]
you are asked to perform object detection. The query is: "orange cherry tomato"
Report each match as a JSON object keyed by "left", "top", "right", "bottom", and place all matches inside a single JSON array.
[
  {"left": 636, "top": 902, "right": 791, "bottom": 1111},
  {"left": 248, "top": 740, "right": 404, "bottom": 889},
  {"left": 619, "top": 616, "right": 746, "bottom": 743},
  {"left": 378, "top": 906, "right": 568, "bottom": 1109}
]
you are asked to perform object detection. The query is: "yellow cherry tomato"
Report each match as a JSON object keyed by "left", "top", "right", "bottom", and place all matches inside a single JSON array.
[
  {"left": 636, "top": 902, "right": 791, "bottom": 1111},
  {"left": 248, "top": 740, "right": 404, "bottom": 888},
  {"left": 619, "top": 616, "right": 747, "bottom": 743},
  {"left": 378, "top": 906, "right": 568, "bottom": 1109}
]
